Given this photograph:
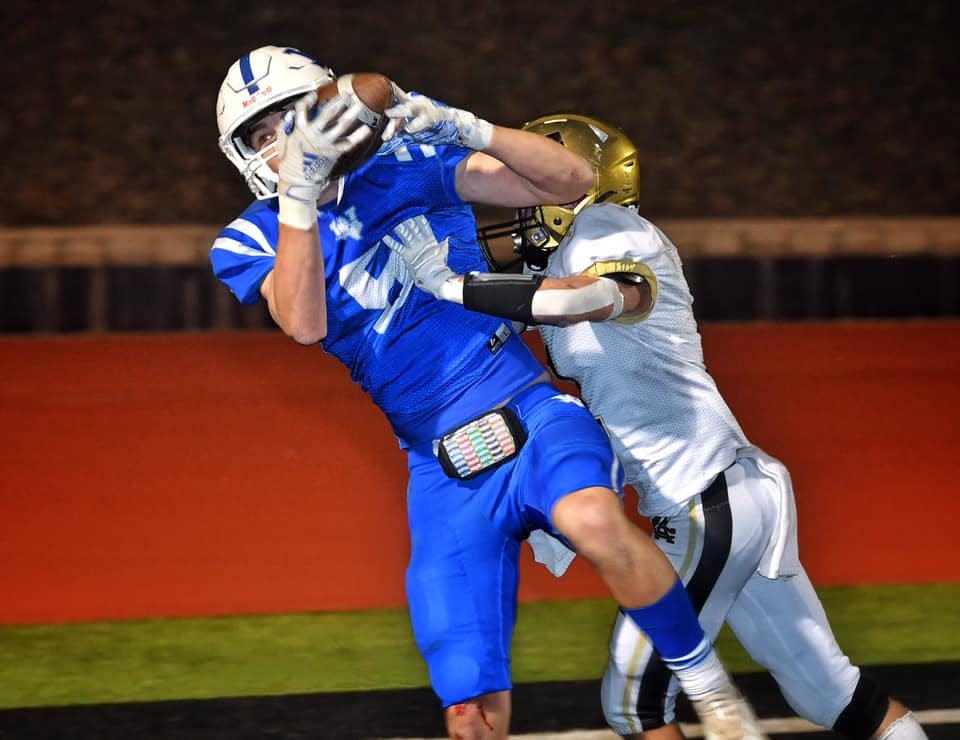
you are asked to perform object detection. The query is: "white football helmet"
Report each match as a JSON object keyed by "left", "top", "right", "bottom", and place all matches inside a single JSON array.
[{"left": 216, "top": 46, "right": 335, "bottom": 199}]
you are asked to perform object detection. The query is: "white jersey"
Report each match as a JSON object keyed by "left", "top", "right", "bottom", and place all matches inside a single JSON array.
[
  {"left": 525, "top": 208, "right": 867, "bottom": 737},
  {"left": 534, "top": 203, "right": 748, "bottom": 517}
]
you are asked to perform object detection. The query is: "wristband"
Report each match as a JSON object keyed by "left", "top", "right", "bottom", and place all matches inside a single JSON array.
[
  {"left": 277, "top": 183, "right": 320, "bottom": 231},
  {"left": 461, "top": 117, "right": 494, "bottom": 151}
]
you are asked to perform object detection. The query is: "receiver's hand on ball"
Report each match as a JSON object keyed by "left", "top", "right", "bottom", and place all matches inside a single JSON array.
[
  {"left": 275, "top": 92, "right": 371, "bottom": 229},
  {"left": 383, "top": 88, "right": 493, "bottom": 151}
]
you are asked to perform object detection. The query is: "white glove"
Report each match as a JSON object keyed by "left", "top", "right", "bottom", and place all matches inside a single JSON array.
[
  {"left": 378, "top": 82, "right": 407, "bottom": 143},
  {"left": 383, "top": 88, "right": 493, "bottom": 150},
  {"left": 275, "top": 91, "right": 372, "bottom": 230},
  {"left": 383, "top": 215, "right": 464, "bottom": 303}
]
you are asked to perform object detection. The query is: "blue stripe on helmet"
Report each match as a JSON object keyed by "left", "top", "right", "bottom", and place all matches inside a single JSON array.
[
  {"left": 282, "top": 47, "right": 324, "bottom": 68},
  {"left": 239, "top": 54, "right": 259, "bottom": 94}
]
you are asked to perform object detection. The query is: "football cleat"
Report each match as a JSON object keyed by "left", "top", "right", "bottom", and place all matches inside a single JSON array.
[{"left": 691, "top": 686, "right": 768, "bottom": 740}]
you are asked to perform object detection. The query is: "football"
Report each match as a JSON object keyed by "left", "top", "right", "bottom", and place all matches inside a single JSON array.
[{"left": 314, "top": 72, "right": 394, "bottom": 177}]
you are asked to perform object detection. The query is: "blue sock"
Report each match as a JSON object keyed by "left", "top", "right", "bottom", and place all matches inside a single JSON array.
[{"left": 621, "top": 578, "right": 708, "bottom": 666}]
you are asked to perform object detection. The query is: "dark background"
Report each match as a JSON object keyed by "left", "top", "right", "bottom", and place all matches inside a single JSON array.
[{"left": 3, "top": 0, "right": 958, "bottom": 226}]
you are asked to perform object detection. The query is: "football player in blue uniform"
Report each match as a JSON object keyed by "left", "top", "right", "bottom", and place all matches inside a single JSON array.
[{"left": 210, "top": 46, "right": 763, "bottom": 740}]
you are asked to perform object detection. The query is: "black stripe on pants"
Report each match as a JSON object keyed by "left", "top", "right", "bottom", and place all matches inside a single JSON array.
[{"left": 634, "top": 472, "right": 734, "bottom": 727}]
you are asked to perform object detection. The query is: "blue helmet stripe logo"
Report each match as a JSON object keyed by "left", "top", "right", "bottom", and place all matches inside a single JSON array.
[
  {"left": 239, "top": 54, "right": 259, "bottom": 94},
  {"left": 283, "top": 47, "right": 323, "bottom": 71},
  {"left": 283, "top": 48, "right": 315, "bottom": 62}
]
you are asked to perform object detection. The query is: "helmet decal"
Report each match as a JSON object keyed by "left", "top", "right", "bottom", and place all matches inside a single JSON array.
[{"left": 238, "top": 54, "right": 260, "bottom": 94}]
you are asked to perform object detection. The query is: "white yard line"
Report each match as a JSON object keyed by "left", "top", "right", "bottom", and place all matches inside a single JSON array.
[{"left": 386, "top": 707, "right": 960, "bottom": 739}]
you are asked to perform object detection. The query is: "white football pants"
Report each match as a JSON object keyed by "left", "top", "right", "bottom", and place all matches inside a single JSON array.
[{"left": 602, "top": 455, "right": 861, "bottom": 735}]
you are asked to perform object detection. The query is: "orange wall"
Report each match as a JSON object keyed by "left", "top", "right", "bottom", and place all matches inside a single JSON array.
[{"left": 1, "top": 323, "right": 958, "bottom": 625}]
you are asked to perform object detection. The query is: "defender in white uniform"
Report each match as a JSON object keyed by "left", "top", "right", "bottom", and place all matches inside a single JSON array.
[{"left": 387, "top": 114, "right": 926, "bottom": 740}]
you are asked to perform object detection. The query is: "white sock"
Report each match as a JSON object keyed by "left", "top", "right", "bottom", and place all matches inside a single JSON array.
[
  {"left": 878, "top": 712, "right": 928, "bottom": 740},
  {"left": 663, "top": 641, "right": 731, "bottom": 700}
]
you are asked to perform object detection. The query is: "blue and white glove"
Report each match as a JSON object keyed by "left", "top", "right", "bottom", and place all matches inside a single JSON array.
[
  {"left": 383, "top": 215, "right": 464, "bottom": 303},
  {"left": 382, "top": 88, "right": 493, "bottom": 151},
  {"left": 275, "top": 91, "right": 372, "bottom": 230}
]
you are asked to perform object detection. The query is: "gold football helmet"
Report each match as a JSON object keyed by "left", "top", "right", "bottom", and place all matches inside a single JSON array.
[{"left": 479, "top": 113, "right": 640, "bottom": 270}]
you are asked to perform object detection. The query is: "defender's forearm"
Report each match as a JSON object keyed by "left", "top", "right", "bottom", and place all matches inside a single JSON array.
[{"left": 453, "top": 273, "right": 624, "bottom": 326}]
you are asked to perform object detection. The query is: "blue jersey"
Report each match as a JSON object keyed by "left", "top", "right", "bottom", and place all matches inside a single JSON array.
[{"left": 210, "top": 139, "right": 546, "bottom": 445}]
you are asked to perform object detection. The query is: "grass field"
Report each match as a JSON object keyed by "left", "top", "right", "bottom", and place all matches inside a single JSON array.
[{"left": 1, "top": 584, "right": 958, "bottom": 709}]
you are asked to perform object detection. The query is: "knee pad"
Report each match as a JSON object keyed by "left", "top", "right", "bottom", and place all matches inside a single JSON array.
[{"left": 832, "top": 673, "right": 890, "bottom": 740}]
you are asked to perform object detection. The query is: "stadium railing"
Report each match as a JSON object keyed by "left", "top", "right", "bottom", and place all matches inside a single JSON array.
[{"left": 1, "top": 218, "right": 958, "bottom": 331}]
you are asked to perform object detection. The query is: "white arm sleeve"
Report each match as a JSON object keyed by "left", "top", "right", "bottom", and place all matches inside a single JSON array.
[{"left": 530, "top": 277, "right": 624, "bottom": 322}]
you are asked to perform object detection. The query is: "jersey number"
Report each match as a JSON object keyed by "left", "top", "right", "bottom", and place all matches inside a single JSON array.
[{"left": 339, "top": 242, "right": 414, "bottom": 334}]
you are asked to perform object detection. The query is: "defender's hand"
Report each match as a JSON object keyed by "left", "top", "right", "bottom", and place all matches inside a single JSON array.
[
  {"left": 383, "top": 88, "right": 493, "bottom": 150},
  {"left": 383, "top": 216, "right": 463, "bottom": 302},
  {"left": 276, "top": 92, "right": 372, "bottom": 229}
]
